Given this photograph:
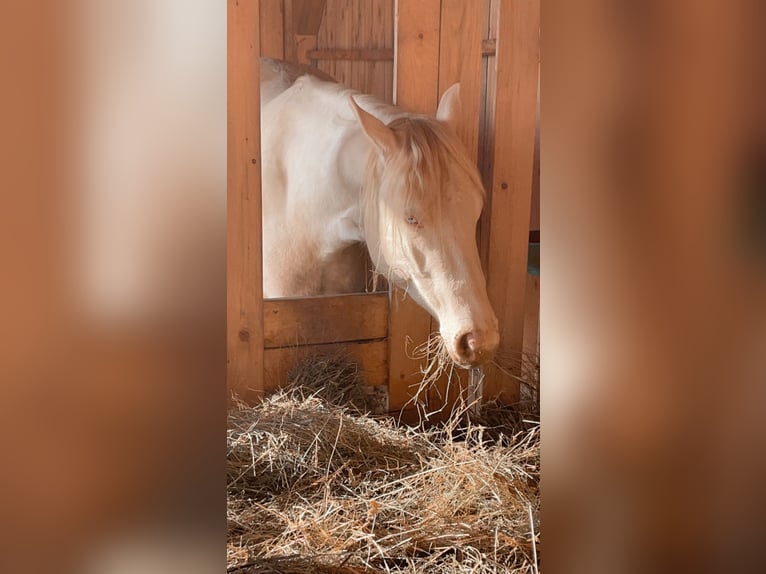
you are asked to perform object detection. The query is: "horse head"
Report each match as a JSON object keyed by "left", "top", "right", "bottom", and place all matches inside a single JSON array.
[{"left": 351, "top": 87, "right": 499, "bottom": 368}]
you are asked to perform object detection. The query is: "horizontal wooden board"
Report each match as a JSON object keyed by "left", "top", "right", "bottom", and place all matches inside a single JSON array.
[
  {"left": 263, "top": 292, "right": 388, "bottom": 348},
  {"left": 308, "top": 48, "right": 394, "bottom": 61},
  {"left": 264, "top": 340, "right": 388, "bottom": 390}
]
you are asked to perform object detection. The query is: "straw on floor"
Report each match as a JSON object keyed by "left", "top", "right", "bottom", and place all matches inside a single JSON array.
[{"left": 227, "top": 353, "right": 540, "bottom": 574}]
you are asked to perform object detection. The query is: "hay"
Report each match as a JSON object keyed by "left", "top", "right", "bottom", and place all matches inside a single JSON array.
[
  {"left": 284, "top": 355, "right": 386, "bottom": 414},
  {"left": 228, "top": 360, "right": 540, "bottom": 574}
]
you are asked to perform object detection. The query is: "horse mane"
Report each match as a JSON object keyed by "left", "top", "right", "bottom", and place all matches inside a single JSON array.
[{"left": 361, "top": 114, "right": 484, "bottom": 222}]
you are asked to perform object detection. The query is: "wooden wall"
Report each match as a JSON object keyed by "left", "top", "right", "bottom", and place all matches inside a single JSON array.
[{"left": 259, "top": 0, "right": 395, "bottom": 103}]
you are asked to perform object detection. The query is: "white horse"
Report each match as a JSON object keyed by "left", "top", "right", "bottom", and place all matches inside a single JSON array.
[{"left": 260, "top": 59, "right": 499, "bottom": 368}]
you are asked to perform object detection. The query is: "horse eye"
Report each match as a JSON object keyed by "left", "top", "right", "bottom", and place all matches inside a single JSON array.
[{"left": 406, "top": 216, "right": 419, "bottom": 226}]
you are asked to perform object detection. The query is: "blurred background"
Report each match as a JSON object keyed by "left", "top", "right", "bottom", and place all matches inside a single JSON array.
[
  {"left": 0, "top": 1, "right": 225, "bottom": 572},
  {"left": 0, "top": 0, "right": 764, "bottom": 572}
]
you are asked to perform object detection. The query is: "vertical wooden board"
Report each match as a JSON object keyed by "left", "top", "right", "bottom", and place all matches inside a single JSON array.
[
  {"left": 260, "top": 0, "right": 285, "bottom": 59},
  {"left": 530, "top": 74, "right": 541, "bottom": 232},
  {"left": 393, "top": 0, "right": 441, "bottom": 113},
  {"left": 283, "top": 0, "right": 297, "bottom": 60},
  {"left": 428, "top": 0, "right": 484, "bottom": 413},
  {"left": 387, "top": 293, "right": 434, "bottom": 411},
  {"left": 437, "top": 0, "right": 484, "bottom": 161},
  {"left": 484, "top": 0, "right": 539, "bottom": 403},
  {"left": 292, "top": 0, "right": 327, "bottom": 34},
  {"left": 366, "top": 0, "right": 389, "bottom": 100},
  {"left": 228, "top": 0, "right": 265, "bottom": 401},
  {"left": 477, "top": 0, "right": 499, "bottom": 272},
  {"left": 522, "top": 272, "right": 540, "bottom": 384},
  {"left": 383, "top": 0, "right": 394, "bottom": 102},
  {"left": 388, "top": 0, "right": 441, "bottom": 411}
]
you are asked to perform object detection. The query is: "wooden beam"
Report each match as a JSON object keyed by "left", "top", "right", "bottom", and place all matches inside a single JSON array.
[
  {"left": 228, "top": 0, "right": 265, "bottom": 401},
  {"left": 307, "top": 48, "right": 395, "bottom": 61},
  {"left": 264, "top": 293, "right": 388, "bottom": 348},
  {"left": 389, "top": 0, "right": 442, "bottom": 411},
  {"left": 484, "top": 0, "right": 540, "bottom": 403}
]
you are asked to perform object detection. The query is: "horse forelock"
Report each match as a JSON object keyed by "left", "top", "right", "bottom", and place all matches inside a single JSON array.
[{"left": 362, "top": 116, "right": 484, "bottom": 216}]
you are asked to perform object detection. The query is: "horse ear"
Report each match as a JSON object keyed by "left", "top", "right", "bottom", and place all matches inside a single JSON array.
[
  {"left": 350, "top": 96, "right": 398, "bottom": 155},
  {"left": 436, "top": 83, "right": 462, "bottom": 131}
]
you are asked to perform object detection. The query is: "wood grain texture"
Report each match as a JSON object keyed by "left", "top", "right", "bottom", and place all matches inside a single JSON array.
[
  {"left": 294, "top": 34, "right": 318, "bottom": 63},
  {"left": 264, "top": 340, "right": 389, "bottom": 391},
  {"left": 438, "top": 0, "right": 484, "bottom": 162},
  {"left": 429, "top": 0, "right": 485, "bottom": 413},
  {"left": 388, "top": 0, "right": 442, "bottom": 411},
  {"left": 292, "top": 0, "right": 327, "bottom": 34},
  {"left": 522, "top": 272, "right": 540, "bottom": 383},
  {"left": 228, "top": 0, "right": 265, "bottom": 400},
  {"left": 307, "top": 48, "right": 394, "bottom": 61},
  {"left": 260, "top": 0, "right": 285, "bottom": 59},
  {"left": 477, "top": 0, "right": 499, "bottom": 273},
  {"left": 484, "top": 0, "right": 539, "bottom": 403},
  {"left": 264, "top": 293, "right": 388, "bottom": 348},
  {"left": 393, "top": 0, "right": 441, "bottom": 113},
  {"left": 314, "top": 0, "right": 394, "bottom": 102}
]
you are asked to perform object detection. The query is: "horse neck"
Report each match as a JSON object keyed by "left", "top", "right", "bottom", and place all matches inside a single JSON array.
[{"left": 301, "top": 87, "right": 404, "bottom": 251}]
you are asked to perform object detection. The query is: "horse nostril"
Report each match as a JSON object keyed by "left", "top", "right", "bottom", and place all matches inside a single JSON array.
[{"left": 456, "top": 331, "right": 478, "bottom": 364}]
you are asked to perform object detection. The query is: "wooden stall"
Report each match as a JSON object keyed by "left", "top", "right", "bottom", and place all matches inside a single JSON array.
[{"left": 228, "top": 0, "right": 540, "bottom": 412}]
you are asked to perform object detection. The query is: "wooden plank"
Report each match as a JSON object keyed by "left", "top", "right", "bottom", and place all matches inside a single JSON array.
[
  {"left": 388, "top": 0, "right": 442, "bottom": 411},
  {"left": 292, "top": 0, "right": 327, "bottom": 34},
  {"left": 263, "top": 293, "right": 388, "bottom": 348},
  {"left": 521, "top": 272, "right": 540, "bottom": 384},
  {"left": 264, "top": 340, "right": 389, "bottom": 391},
  {"left": 307, "top": 48, "right": 394, "bottom": 61},
  {"left": 484, "top": 0, "right": 540, "bottom": 403},
  {"left": 393, "top": 0, "right": 441, "bottom": 112},
  {"left": 228, "top": 0, "right": 265, "bottom": 400},
  {"left": 437, "top": 0, "right": 484, "bottom": 161},
  {"left": 477, "top": 0, "right": 498, "bottom": 273},
  {"left": 426, "top": 0, "right": 485, "bottom": 414},
  {"left": 283, "top": 0, "right": 297, "bottom": 60},
  {"left": 260, "top": 0, "right": 285, "bottom": 59},
  {"left": 383, "top": 0, "right": 394, "bottom": 102}
]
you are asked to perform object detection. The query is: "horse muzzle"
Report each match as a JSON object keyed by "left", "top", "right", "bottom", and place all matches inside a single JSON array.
[{"left": 448, "top": 327, "right": 500, "bottom": 369}]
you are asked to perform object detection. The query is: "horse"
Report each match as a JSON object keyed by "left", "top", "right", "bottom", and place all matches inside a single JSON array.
[{"left": 259, "top": 58, "right": 499, "bottom": 368}]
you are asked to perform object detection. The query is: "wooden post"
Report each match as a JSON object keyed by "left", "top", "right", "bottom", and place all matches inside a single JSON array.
[
  {"left": 228, "top": 0, "right": 265, "bottom": 401},
  {"left": 388, "top": 0, "right": 442, "bottom": 412},
  {"left": 484, "top": 0, "right": 539, "bottom": 403}
]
